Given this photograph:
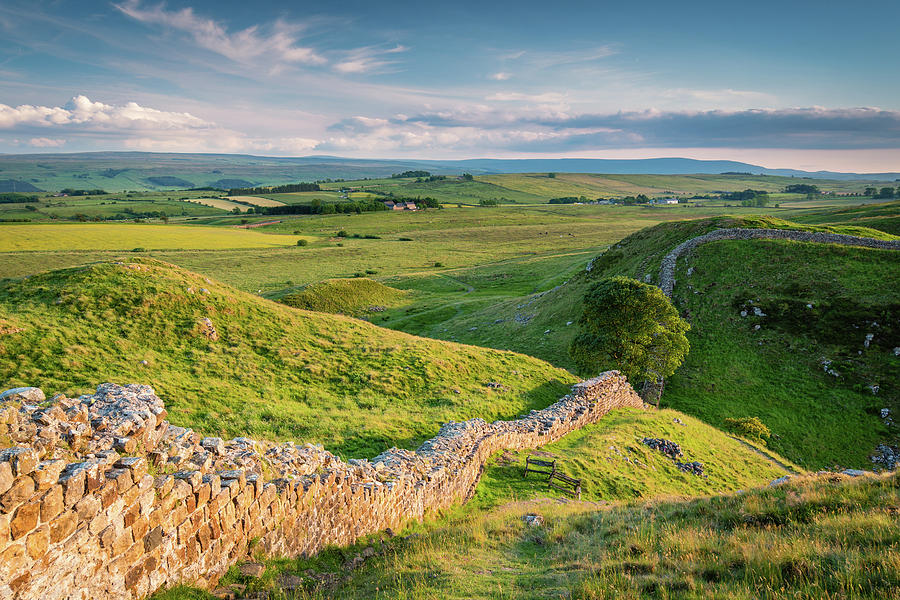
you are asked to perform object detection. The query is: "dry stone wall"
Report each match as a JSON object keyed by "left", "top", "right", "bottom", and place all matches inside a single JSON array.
[
  {"left": 658, "top": 228, "right": 900, "bottom": 297},
  {"left": 0, "top": 373, "right": 642, "bottom": 600}
]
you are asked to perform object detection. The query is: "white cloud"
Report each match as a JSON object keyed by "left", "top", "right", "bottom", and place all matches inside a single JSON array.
[
  {"left": 0, "top": 96, "right": 212, "bottom": 131},
  {"left": 333, "top": 44, "right": 408, "bottom": 74},
  {"left": 28, "top": 137, "right": 65, "bottom": 147},
  {"left": 113, "top": 0, "right": 326, "bottom": 67},
  {"left": 489, "top": 72, "right": 511, "bottom": 81}
]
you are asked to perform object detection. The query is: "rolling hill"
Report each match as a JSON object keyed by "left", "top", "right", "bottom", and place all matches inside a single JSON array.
[
  {"left": 0, "top": 257, "right": 578, "bottom": 457},
  {"left": 1, "top": 152, "right": 896, "bottom": 192},
  {"left": 387, "top": 216, "right": 898, "bottom": 469}
]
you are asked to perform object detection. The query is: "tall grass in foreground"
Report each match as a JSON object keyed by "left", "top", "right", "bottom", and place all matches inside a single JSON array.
[{"left": 154, "top": 472, "right": 899, "bottom": 599}]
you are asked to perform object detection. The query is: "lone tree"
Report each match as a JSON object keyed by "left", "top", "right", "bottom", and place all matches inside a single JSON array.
[{"left": 570, "top": 276, "right": 690, "bottom": 403}]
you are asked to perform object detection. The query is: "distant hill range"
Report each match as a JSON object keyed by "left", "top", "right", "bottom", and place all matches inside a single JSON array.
[{"left": 0, "top": 152, "right": 895, "bottom": 192}]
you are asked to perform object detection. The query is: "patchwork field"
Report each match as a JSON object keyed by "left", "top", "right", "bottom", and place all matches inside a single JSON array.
[
  {"left": 0, "top": 223, "right": 299, "bottom": 251},
  {"left": 227, "top": 195, "right": 286, "bottom": 207}
]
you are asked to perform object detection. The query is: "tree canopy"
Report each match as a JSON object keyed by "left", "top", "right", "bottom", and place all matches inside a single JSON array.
[{"left": 570, "top": 276, "right": 690, "bottom": 387}]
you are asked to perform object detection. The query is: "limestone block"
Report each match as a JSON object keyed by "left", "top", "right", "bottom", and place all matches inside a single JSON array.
[
  {"left": 0, "top": 475, "right": 34, "bottom": 513},
  {"left": 32, "top": 460, "right": 66, "bottom": 490},
  {"left": 0, "top": 448, "right": 39, "bottom": 478},
  {"left": 10, "top": 501, "right": 40, "bottom": 539},
  {"left": 48, "top": 511, "right": 77, "bottom": 544},
  {"left": 25, "top": 524, "right": 49, "bottom": 559},
  {"left": 0, "top": 462, "right": 12, "bottom": 497},
  {"left": 39, "top": 485, "right": 64, "bottom": 522}
]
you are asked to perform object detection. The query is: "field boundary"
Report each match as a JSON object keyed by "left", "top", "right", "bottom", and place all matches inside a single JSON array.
[
  {"left": 659, "top": 228, "right": 900, "bottom": 296},
  {"left": 0, "top": 373, "right": 642, "bottom": 599}
]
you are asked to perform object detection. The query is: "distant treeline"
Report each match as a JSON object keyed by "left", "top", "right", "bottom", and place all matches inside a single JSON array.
[
  {"left": 864, "top": 186, "right": 899, "bottom": 199},
  {"left": 392, "top": 170, "right": 431, "bottom": 178},
  {"left": 61, "top": 188, "right": 107, "bottom": 196},
  {"left": 0, "top": 193, "right": 39, "bottom": 203},
  {"left": 228, "top": 182, "right": 321, "bottom": 195},
  {"left": 609, "top": 194, "right": 651, "bottom": 205},
  {"left": 263, "top": 200, "right": 388, "bottom": 216},
  {"left": 549, "top": 196, "right": 579, "bottom": 204},
  {"left": 260, "top": 196, "right": 440, "bottom": 215},
  {"left": 722, "top": 189, "right": 770, "bottom": 206},
  {"left": 783, "top": 184, "right": 820, "bottom": 194}
]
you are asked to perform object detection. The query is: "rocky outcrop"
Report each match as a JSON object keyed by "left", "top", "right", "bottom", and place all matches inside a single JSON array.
[
  {"left": 0, "top": 373, "right": 642, "bottom": 600},
  {"left": 659, "top": 228, "right": 900, "bottom": 297}
]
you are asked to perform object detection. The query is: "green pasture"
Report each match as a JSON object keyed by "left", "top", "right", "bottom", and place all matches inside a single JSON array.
[{"left": 0, "top": 223, "right": 299, "bottom": 252}]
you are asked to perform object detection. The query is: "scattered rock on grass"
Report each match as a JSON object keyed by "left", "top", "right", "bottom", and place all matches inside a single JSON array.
[
  {"left": 641, "top": 437, "right": 683, "bottom": 459},
  {"left": 0, "top": 387, "right": 46, "bottom": 405},
  {"left": 239, "top": 562, "right": 266, "bottom": 578},
  {"left": 522, "top": 514, "right": 544, "bottom": 527}
]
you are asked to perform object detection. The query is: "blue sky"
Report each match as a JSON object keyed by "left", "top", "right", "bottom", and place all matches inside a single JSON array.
[{"left": 1, "top": 0, "right": 898, "bottom": 171}]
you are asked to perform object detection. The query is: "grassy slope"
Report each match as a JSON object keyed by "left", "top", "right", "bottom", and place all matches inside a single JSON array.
[
  {"left": 321, "top": 172, "right": 877, "bottom": 204},
  {"left": 0, "top": 258, "right": 575, "bottom": 457},
  {"left": 281, "top": 278, "right": 412, "bottom": 316},
  {"left": 155, "top": 471, "right": 899, "bottom": 600},
  {"left": 400, "top": 215, "right": 896, "bottom": 371},
  {"left": 791, "top": 199, "right": 900, "bottom": 235},
  {"left": 664, "top": 239, "right": 898, "bottom": 469},
  {"left": 388, "top": 215, "right": 898, "bottom": 469},
  {"left": 472, "top": 407, "right": 795, "bottom": 508}
]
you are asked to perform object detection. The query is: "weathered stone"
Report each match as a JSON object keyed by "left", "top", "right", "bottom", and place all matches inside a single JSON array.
[
  {"left": 105, "top": 468, "right": 133, "bottom": 493},
  {"left": 0, "top": 475, "right": 34, "bottom": 512},
  {"left": 0, "top": 542, "right": 26, "bottom": 579},
  {"left": 115, "top": 456, "right": 148, "bottom": 478},
  {"left": 39, "top": 485, "right": 64, "bottom": 522},
  {"left": 25, "top": 524, "right": 49, "bottom": 559},
  {"left": 58, "top": 467, "right": 86, "bottom": 508},
  {"left": 10, "top": 501, "right": 40, "bottom": 539},
  {"left": 201, "top": 437, "right": 226, "bottom": 456},
  {"left": 48, "top": 511, "right": 77, "bottom": 544},
  {"left": 0, "top": 387, "right": 45, "bottom": 405},
  {"left": 144, "top": 525, "right": 165, "bottom": 553},
  {"left": 173, "top": 470, "right": 202, "bottom": 489},
  {"left": 114, "top": 437, "right": 138, "bottom": 453},
  {"left": 0, "top": 462, "right": 12, "bottom": 496},
  {"left": 239, "top": 562, "right": 265, "bottom": 578},
  {"left": 73, "top": 493, "right": 101, "bottom": 521},
  {"left": 31, "top": 460, "right": 66, "bottom": 490},
  {"left": 0, "top": 447, "right": 39, "bottom": 477}
]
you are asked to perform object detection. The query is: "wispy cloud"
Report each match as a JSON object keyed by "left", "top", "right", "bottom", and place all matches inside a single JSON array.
[
  {"left": 513, "top": 45, "right": 619, "bottom": 70},
  {"left": 113, "top": 0, "right": 326, "bottom": 67},
  {"left": 28, "top": 137, "right": 66, "bottom": 147},
  {"left": 489, "top": 72, "right": 511, "bottom": 81},
  {"left": 333, "top": 44, "right": 408, "bottom": 74}
]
